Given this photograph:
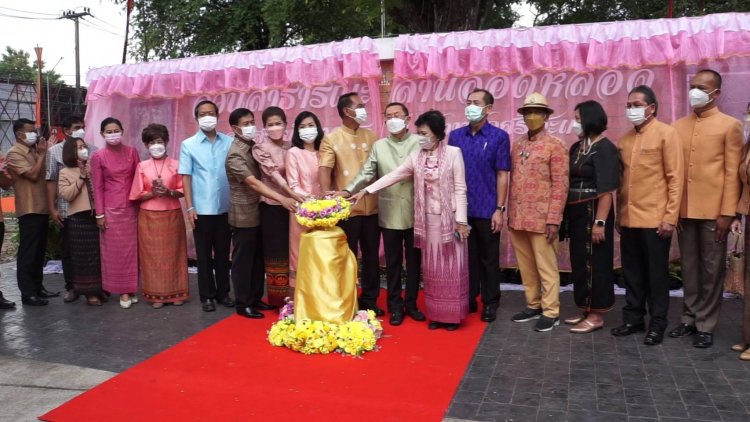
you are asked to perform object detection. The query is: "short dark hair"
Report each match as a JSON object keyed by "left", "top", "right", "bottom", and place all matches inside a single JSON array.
[
  {"left": 262, "top": 106, "right": 287, "bottom": 126},
  {"left": 470, "top": 88, "right": 494, "bottom": 106},
  {"left": 193, "top": 100, "right": 219, "bottom": 119},
  {"left": 697, "top": 68, "right": 722, "bottom": 89},
  {"left": 229, "top": 108, "right": 254, "bottom": 127},
  {"left": 629, "top": 85, "right": 658, "bottom": 117},
  {"left": 384, "top": 102, "right": 409, "bottom": 116},
  {"left": 13, "top": 118, "right": 35, "bottom": 133},
  {"left": 141, "top": 124, "right": 169, "bottom": 146},
  {"left": 574, "top": 100, "right": 608, "bottom": 139},
  {"left": 291, "top": 111, "right": 324, "bottom": 151},
  {"left": 62, "top": 115, "right": 84, "bottom": 130},
  {"left": 415, "top": 110, "right": 446, "bottom": 141},
  {"left": 100, "top": 117, "right": 123, "bottom": 133},
  {"left": 337, "top": 92, "right": 358, "bottom": 119},
  {"left": 62, "top": 138, "right": 84, "bottom": 168}
]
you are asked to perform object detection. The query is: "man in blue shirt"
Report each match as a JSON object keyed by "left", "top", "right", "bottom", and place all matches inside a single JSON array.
[
  {"left": 179, "top": 100, "right": 235, "bottom": 312},
  {"left": 448, "top": 88, "right": 511, "bottom": 323}
]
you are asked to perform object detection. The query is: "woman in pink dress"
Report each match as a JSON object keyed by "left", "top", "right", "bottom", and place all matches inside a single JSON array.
[
  {"left": 91, "top": 117, "right": 140, "bottom": 309},
  {"left": 352, "top": 110, "right": 470, "bottom": 330},
  {"left": 129, "top": 124, "right": 189, "bottom": 309},
  {"left": 286, "top": 111, "right": 324, "bottom": 291}
]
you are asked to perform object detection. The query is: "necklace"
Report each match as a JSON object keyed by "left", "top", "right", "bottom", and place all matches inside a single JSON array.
[
  {"left": 152, "top": 157, "right": 167, "bottom": 185},
  {"left": 574, "top": 134, "right": 604, "bottom": 164}
]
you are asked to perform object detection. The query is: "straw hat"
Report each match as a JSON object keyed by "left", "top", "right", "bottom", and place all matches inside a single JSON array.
[{"left": 517, "top": 92, "right": 554, "bottom": 114}]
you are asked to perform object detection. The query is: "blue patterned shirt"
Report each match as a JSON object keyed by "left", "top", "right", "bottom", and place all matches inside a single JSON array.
[{"left": 178, "top": 130, "right": 232, "bottom": 215}]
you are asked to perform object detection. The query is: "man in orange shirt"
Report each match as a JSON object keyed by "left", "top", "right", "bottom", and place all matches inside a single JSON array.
[
  {"left": 612, "top": 85, "right": 684, "bottom": 345},
  {"left": 668, "top": 69, "right": 743, "bottom": 348}
]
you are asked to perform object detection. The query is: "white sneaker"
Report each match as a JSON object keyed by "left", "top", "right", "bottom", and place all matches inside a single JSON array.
[{"left": 120, "top": 298, "right": 132, "bottom": 309}]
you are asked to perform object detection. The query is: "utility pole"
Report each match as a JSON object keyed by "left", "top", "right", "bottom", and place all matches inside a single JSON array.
[{"left": 61, "top": 8, "right": 91, "bottom": 115}]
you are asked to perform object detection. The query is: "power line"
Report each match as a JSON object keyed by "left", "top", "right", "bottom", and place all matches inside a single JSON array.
[
  {"left": 0, "top": 12, "right": 58, "bottom": 20},
  {"left": 0, "top": 6, "right": 58, "bottom": 16},
  {"left": 80, "top": 18, "right": 125, "bottom": 37}
]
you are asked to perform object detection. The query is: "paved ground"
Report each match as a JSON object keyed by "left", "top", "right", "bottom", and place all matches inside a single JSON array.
[{"left": 1, "top": 261, "right": 748, "bottom": 421}]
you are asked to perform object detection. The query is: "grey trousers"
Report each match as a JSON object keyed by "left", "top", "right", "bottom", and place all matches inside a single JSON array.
[{"left": 678, "top": 218, "right": 727, "bottom": 333}]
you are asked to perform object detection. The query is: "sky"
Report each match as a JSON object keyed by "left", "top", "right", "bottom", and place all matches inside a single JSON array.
[{"left": 0, "top": 1, "right": 535, "bottom": 87}]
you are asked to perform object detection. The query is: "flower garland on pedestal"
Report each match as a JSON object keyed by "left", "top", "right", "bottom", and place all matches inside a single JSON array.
[
  {"left": 267, "top": 298, "right": 384, "bottom": 357},
  {"left": 294, "top": 196, "right": 351, "bottom": 229}
]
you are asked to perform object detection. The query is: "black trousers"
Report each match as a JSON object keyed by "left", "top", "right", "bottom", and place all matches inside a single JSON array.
[
  {"left": 620, "top": 227, "right": 672, "bottom": 332},
  {"left": 193, "top": 213, "right": 231, "bottom": 301},
  {"left": 60, "top": 220, "right": 74, "bottom": 291},
  {"left": 382, "top": 227, "right": 421, "bottom": 313},
  {"left": 339, "top": 214, "right": 381, "bottom": 306},
  {"left": 467, "top": 217, "right": 501, "bottom": 309},
  {"left": 231, "top": 226, "right": 265, "bottom": 308},
  {"left": 17, "top": 214, "right": 49, "bottom": 298}
]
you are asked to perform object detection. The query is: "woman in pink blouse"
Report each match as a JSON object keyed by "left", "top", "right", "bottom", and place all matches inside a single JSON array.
[
  {"left": 252, "top": 107, "right": 305, "bottom": 306},
  {"left": 352, "top": 110, "right": 470, "bottom": 330},
  {"left": 92, "top": 117, "right": 140, "bottom": 309},
  {"left": 129, "top": 124, "right": 188, "bottom": 308},
  {"left": 286, "top": 111, "right": 324, "bottom": 291}
]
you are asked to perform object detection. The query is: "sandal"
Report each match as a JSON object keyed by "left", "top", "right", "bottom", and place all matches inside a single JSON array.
[
  {"left": 152, "top": 302, "right": 164, "bottom": 309},
  {"left": 731, "top": 343, "right": 749, "bottom": 352},
  {"left": 564, "top": 313, "right": 587, "bottom": 325},
  {"left": 173, "top": 300, "right": 185, "bottom": 306},
  {"left": 570, "top": 319, "right": 603, "bottom": 334},
  {"left": 86, "top": 296, "right": 102, "bottom": 306},
  {"left": 741, "top": 349, "right": 750, "bottom": 361}
]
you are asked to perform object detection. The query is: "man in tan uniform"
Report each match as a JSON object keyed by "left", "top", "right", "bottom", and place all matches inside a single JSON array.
[{"left": 668, "top": 69, "right": 743, "bottom": 348}]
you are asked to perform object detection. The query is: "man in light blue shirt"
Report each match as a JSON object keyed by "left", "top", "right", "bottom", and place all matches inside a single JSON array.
[{"left": 179, "top": 100, "right": 234, "bottom": 312}]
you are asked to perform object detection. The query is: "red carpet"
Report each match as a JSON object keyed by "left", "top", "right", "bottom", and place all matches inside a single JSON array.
[{"left": 40, "top": 293, "right": 486, "bottom": 422}]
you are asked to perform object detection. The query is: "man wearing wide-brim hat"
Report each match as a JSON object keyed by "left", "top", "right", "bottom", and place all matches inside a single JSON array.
[{"left": 508, "top": 92, "right": 569, "bottom": 332}]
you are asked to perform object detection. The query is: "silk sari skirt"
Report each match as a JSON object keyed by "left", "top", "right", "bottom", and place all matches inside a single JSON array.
[
  {"left": 100, "top": 206, "right": 139, "bottom": 294},
  {"left": 138, "top": 208, "right": 189, "bottom": 303},
  {"left": 260, "top": 203, "right": 290, "bottom": 307},
  {"left": 67, "top": 211, "right": 102, "bottom": 296}
]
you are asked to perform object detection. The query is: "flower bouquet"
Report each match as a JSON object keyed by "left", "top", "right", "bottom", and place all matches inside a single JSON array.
[
  {"left": 267, "top": 298, "right": 383, "bottom": 357},
  {"left": 294, "top": 195, "right": 351, "bottom": 229}
]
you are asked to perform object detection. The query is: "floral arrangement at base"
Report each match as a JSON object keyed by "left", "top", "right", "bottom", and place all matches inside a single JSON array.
[
  {"left": 294, "top": 196, "right": 352, "bottom": 229},
  {"left": 268, "top": 298, "right": 383, "bottom": 357}
]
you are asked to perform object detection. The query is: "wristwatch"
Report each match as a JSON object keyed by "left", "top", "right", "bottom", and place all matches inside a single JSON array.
[
  {"left": 496, "top": 205, "right": 506, "bottom": 212},
  {"left": 594, "top": 219, "right": 606, "bottom": 227}
]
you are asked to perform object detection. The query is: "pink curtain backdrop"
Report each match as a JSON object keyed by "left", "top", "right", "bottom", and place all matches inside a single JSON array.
[
  {"left": 390, "top": 13, "right": 750, "bottom": 270},
  {"left": 83, "top": 38, "right": 384, "bottom": 259}
]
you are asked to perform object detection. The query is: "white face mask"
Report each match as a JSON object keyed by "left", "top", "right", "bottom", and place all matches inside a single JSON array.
[
  {"left": 418, "top": 135, "right": 437, "bottom": 150},
  {"left": 298, "top": 127, "right": 318, "bottom": 143},
  {"left": 104, "top": 132, "right": 122, "bottom": 145},
  {"left": 465, "top": 104, "right": 486, "bottom": 123},
  {"left": 571, "top": 121, "right": 583, "bottom": 137},
  {"left": 24, "top": 131, "right": 38, "bottom": 145},
  {"left": 626, "top": 107, "right": 648, "bottom": 126},
  {"left": 198, "top": 115, "right": 217, "bottom": 132},
  {"left": 386, "top": 118, "right": 407, "bottom": 134},
  {"left": 239, "top": 125, "right": 256, "bottom": 141},
  {"left": 77, "top": 148, "right": 89, "bottom": 161},
  {"left": 266, "top": 126, "right": 285, "bottom": 141},
  {"left": 71, "top": 128, "right": 85, "bottom": 139},
  {"left": 689, "top": 88, "right": 716, "bottom": 109},
  {"left": 149, "top": 144, "right": 166, "bottom": 158},
  {"left": 350, "top": 108, "right": 368, "bottom": 124}
]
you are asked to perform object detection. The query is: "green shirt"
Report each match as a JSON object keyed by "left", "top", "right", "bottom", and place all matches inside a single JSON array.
[{"left": 345, "top": 132, "right": 420, "bottom": 230}]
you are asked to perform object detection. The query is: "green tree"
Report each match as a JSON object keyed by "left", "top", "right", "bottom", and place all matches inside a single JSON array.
[
  {"left": 388, "top": 0, "right": 518, "bottom": 34},
  {"left": 0, "top": 47, "right": 63, "bottom": 84}
]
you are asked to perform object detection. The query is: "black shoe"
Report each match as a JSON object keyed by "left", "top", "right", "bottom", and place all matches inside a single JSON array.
[
  {"left": 0, "top": 292, "right": 16, "bottom": 309},
  {"left": 644, "top": 331, "right": 664, "bottom": 346},
  {"left": 693, "top": 332, "right": 713, "bottom": 348},
  {"left": 201, "top": 299, "right": 216, "bottom": 312},
  {"left": 668, "top": 323, "right": 697, "bottom": 338},
  {"left": 21, "top": 296, "right": 49, "bottom": 306},
  {"left": 216, "top": 296, "right": 235, "bottom": 307},
  {"left": 236, "top": 307, "right": 264, "bottom": 319},
  {"left": 405, "top": 308, "right": 426, "bottom": 321},
  {"left": 444, "top": 323, "right": 459, "bottom": 331},
  {"left": 481, "top": 307, "right": 497, "bottom": 323},
  {"left": 534, "top": 316, "right": 559, "bottom": 332},
  {"left": 611, "top": 323, "right": 645, "bottom": 337},
  {"left": 390, "top": 311, "right": 404, "bottom": 326},
  {"left": 37, "top": 289, "right": 60, "bottom": 298},
  {"left": 252, "top": 300, "right": 277, "bottom": 311},
  {"left": 428, "top": 321, "right": 442, "bottom": 330},
  {"left": 511, "top": 307, "right": 543, "bottom": 322},
  {"left": 469, "top": 301, "right": 478, "bottom": 314}
]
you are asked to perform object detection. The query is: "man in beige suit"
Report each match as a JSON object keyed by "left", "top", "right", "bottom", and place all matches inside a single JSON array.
[{"left": 669, "top": 69, "right": 743, "bottom": 348}]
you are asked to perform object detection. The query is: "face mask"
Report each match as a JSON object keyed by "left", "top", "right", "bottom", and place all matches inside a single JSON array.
[
  {"left": 24, "top": 132, "right": 38, "bottom": 145},
  {"left": 571, "top": 121, "right": 583, "bottom": 136},
  {"left": 350, "top": 108, "right": 368, "bottom": 124},
  {"left": 266, "top": 126, "right": 285, "bottom": 141},
  {"left": 77, "top": 148, "right": 89, "bottom": 161},
  {"left": 149, "top": 144, "right": 166, "bottom": 159},
  {"left": 626, "top": 107, "right": 648, "bottom": 126},
  {"left": 465, "top": 104, "right": 485, "bottom": 123},
  {"left": 299, "top": 127, "right": 318, "bottom": 143},
  {"left": 523, "top": 114, "right": 546, "bottom": 132},
  {"left": 239, "top": 125, "right": 256, "bottom": 141},
  {"left": 418, "top": 136, "right": 437, "bottom": 150},
  {"left": 104, "top": 132, "right": 122, "bottom": 145},
  {"left": 386, "top": 118, "right": 407, "bottom": 134},
  {"left": 71, "top": 128, "right": 85, "bottom": 139},
  {"left": 745, "top": 114, "right": 750, "bottom": 123},
  {"left": 198, "top": 115, "right": 217, "bottom": 132},
  {"left": 689, "top": 88, "right": 716, "bottom": 109}
]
